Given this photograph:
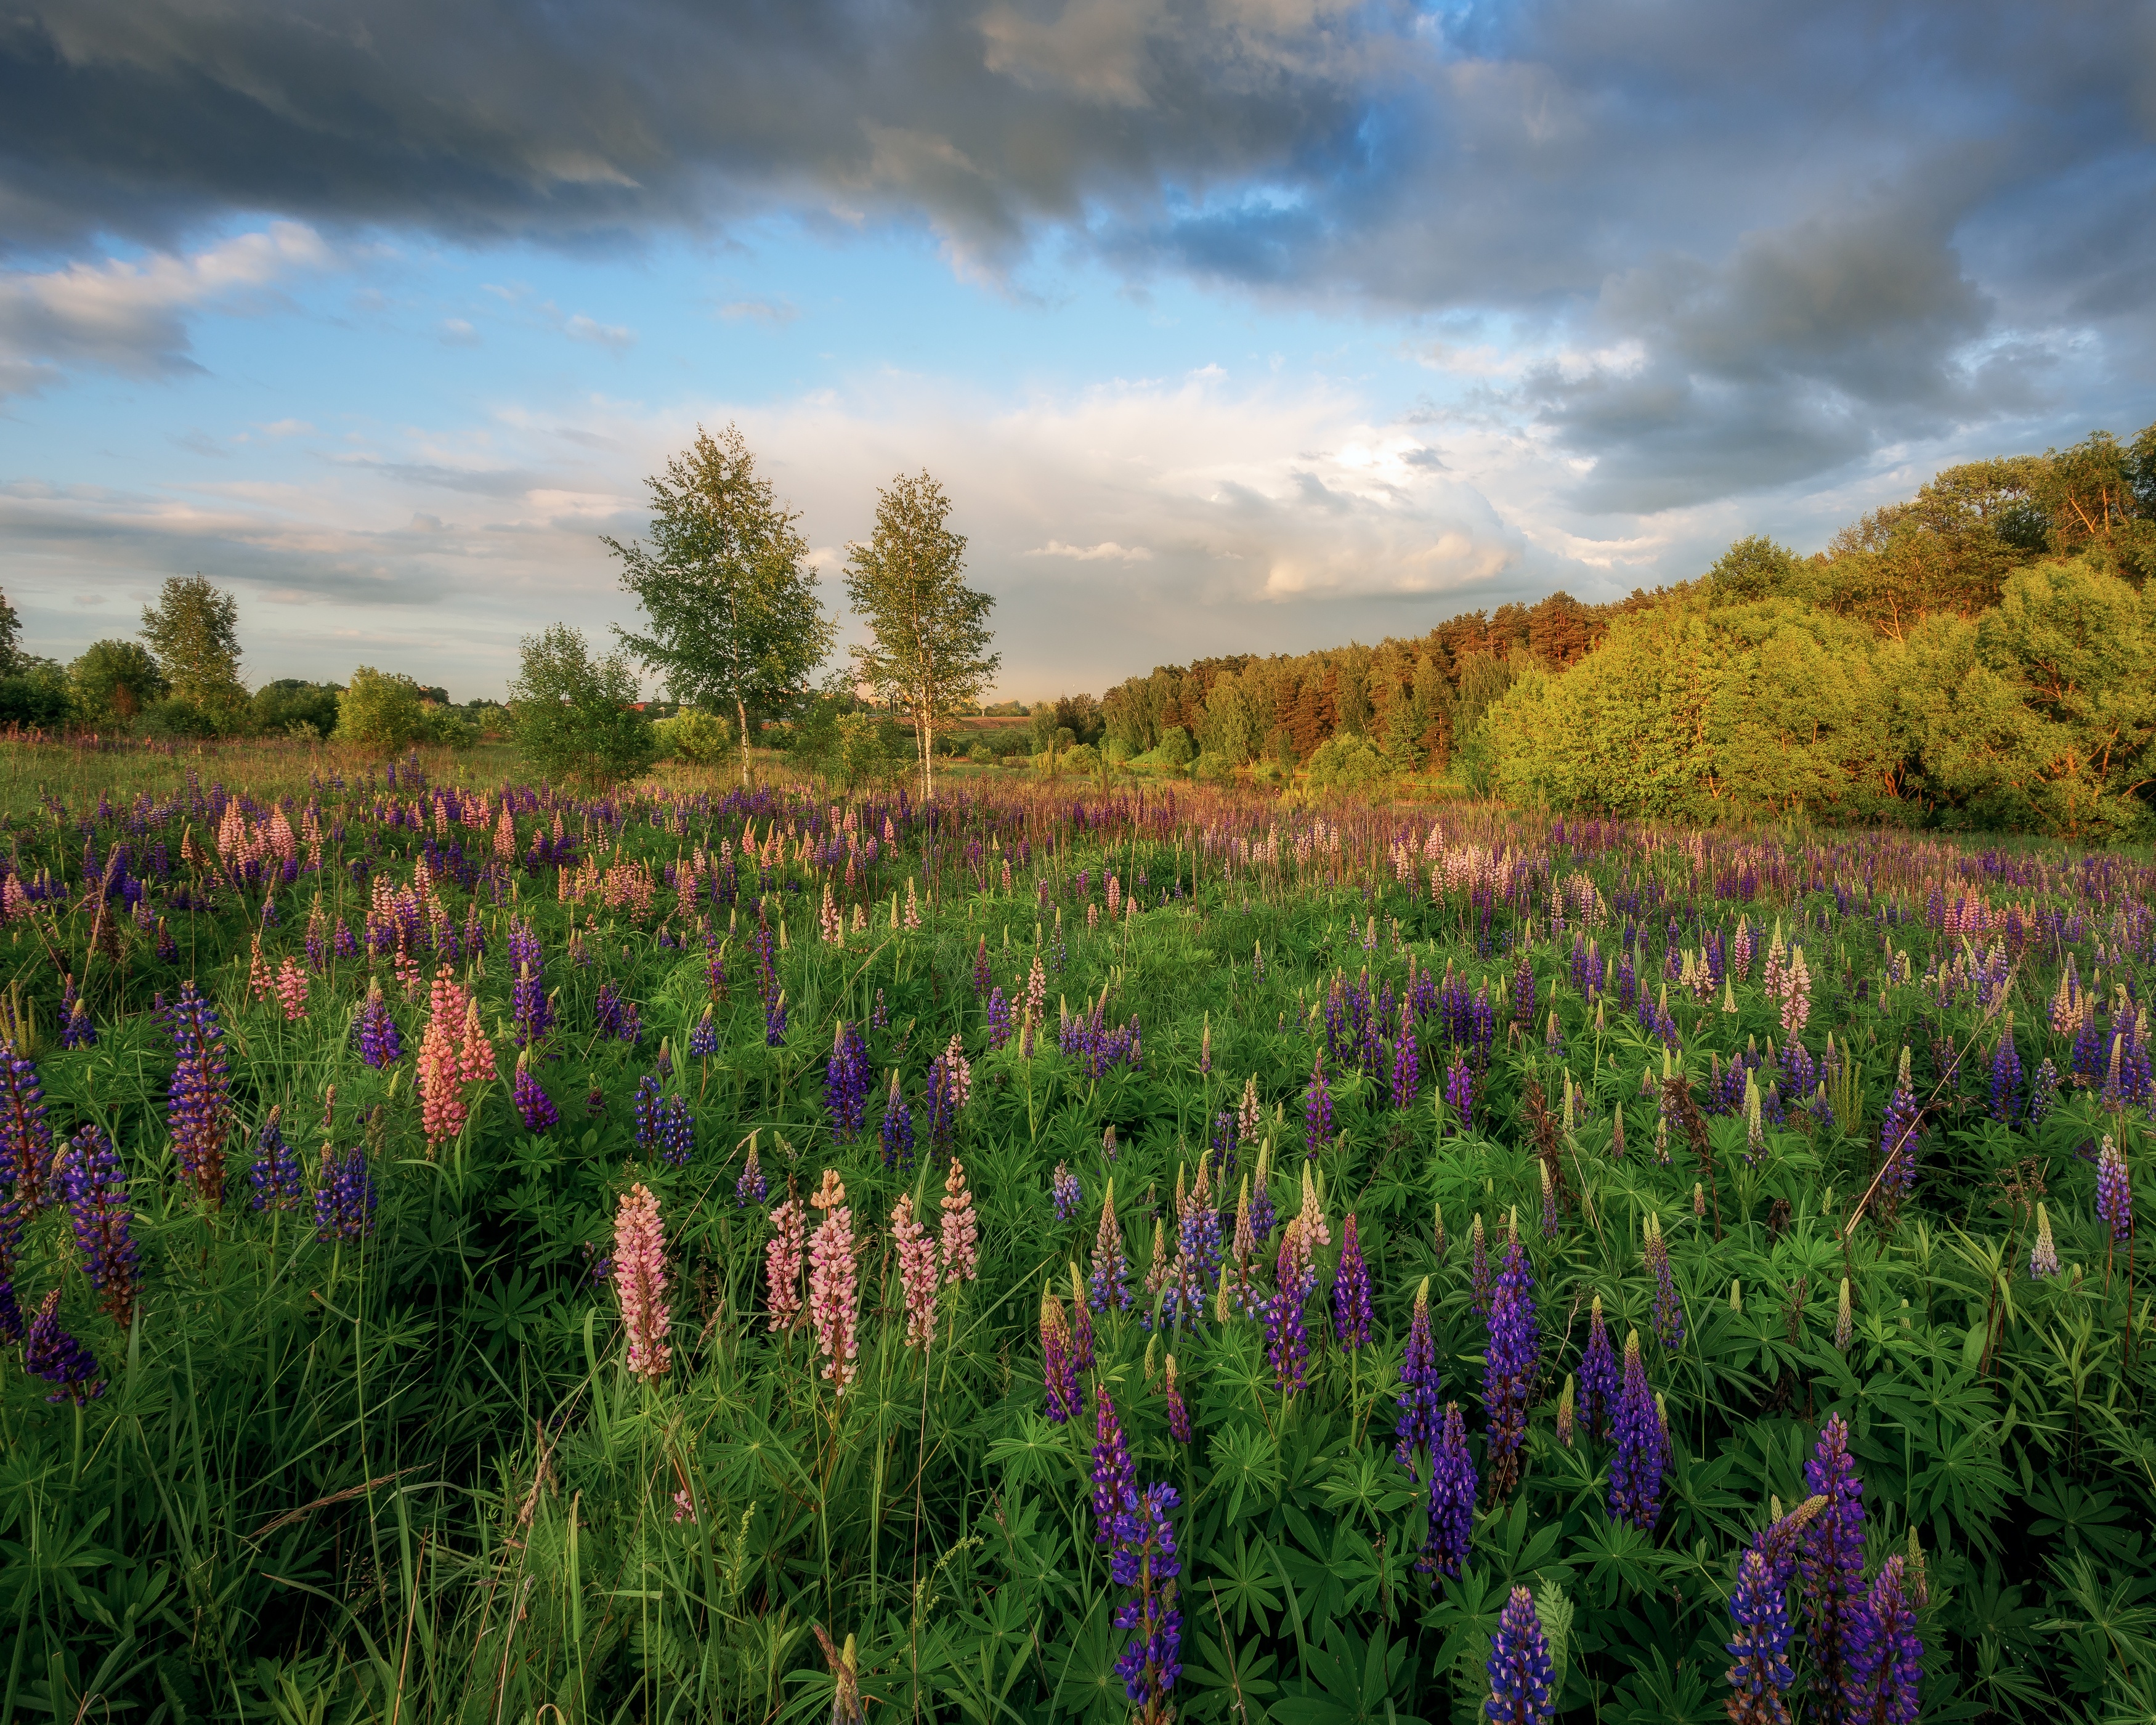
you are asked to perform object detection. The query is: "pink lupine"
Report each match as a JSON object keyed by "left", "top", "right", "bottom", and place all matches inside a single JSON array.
[
  {"left": 1779, "top": 946, "right": 1811, "bottom": 1038},
  {"left": 939, "top": 1157, "right": 979, "bottom": 1286},
  {"left": 808, "top": 1170, "right": 859, "bottom": 1395},
  {"left": 614, "top": 1183, "right": 671, "bottom": 1384},
  {"left": 274, "top": 957, "right": 309, "bottom": 1022},
  {"left": 766, "top": 1196, "right": 807, "bottom": 1331},
  {"left": 891, "top": 1192, "right": 942, "bottom": 1352},
  {"left": 459, "top": 996, "right": 497, "bottom": 1086}
]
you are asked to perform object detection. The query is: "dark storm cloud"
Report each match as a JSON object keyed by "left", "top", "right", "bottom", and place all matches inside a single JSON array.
[{"left": 2, "top": 0, "right": 2150, "bottom": 504}]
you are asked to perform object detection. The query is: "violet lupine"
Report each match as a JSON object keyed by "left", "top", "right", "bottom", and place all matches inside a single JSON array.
[
  {"left": 688, "top": 1007, "right": 719, "bottom": 1058},
  {"left": 938, "top": 1158, "right": 979, "bottom": 1286},
  {"left": 1850, "top": 1556, "right": 1923, "bottom": 1724},
  {"left": 62, "top": 1123, "right": 142, "bottom": 1326},
  {"left": 825, "top": 1020, "right": 870, "bottom": 1143},
  {"left": 1422, "top": 1403, "right": 1476, "bottom": 1581},
  {"left": 1607, "top": 1331, "right": 1667, "bottom": 1529},
  {"left": 1578, "top": 1295, "right": 1619, "bottom": 1439},
  {"left": 0, "top": 1042, "right": 56, "bottom": 1212},
  {"left": 736, "top": 1136, "right": 768, "bottom": 1207},
  {"left": 1265, "top": 1225, "right": 1313, "bottom": 1397},
  {"left": 1485, "top": 1585, "right": 1556, "bottom": 1724},
  {"left": 60, "top": 988, "right": 96, "bottom": 1050},
  {"left": 1879, "top": 1047, "right": 1921, "bottom": 1196},
  {"left": 249, "top": 1107, "right": 304, "bottom": 1212},
  {"left": 312, "top": 1142, "right": 376, "bottom": 1242},
  {"left": 891, "top": 1193, "right": 941, "bottom": 1352},
  {"left": 357, "top": 982, "right": 402, "bottom": 1067},
  {"left": 1332, "top": 1212, "right": 1372, "bottom": 1349},
  {"left": 986, "top": 986, "right": 1013, "bottom": 1050},
  {"left": 1646, "top": 1212, "right": 1684, "bottom": 1348},
  {"left": 2097, "top": 1134, "right": 2133, "bottom": 1244},
  {"left": 764, "top": 1196, "right": 806, "bottom": 1331},
  {"left": 1801, "top": 1415, "right": 1869, "bottom": 1721},
  {"left": 633, "top": 1075, "right": 664, "bottom": 1155},
  {"left": 1483, "top": 1238, "right": 1539, "bottom": 1498},
  {"left": 657, "top": 1094, "right": 694, "bottom": 1168},
  {"left": 1165, "top": 1355, "right": 1192, "bottom": 1442},
  {"left": 808, "top": 1170, "right": 859, "bottom": 1395},
  {"left": 167, "top": 981, "right": 233, "bottom": 1207},
  {"left": 614, "top": 1182, "right": 671, "bottom": 1384},
  {"left": 1092, "top": 1383, "right": 1137, "bottom": 1540},
  {"left": 0, "top": 1208, "right": 23, "bottom": 1345},
  {"left": 881, "top": 1071, "right": 915, "bottom": 1169},
  {"left": 926, "top": 1036, "right": 971, "bottom": 1158},
  {"left": 1724, "top": 1545, "right": 1799, "bottom": 1725},
  {"left": 1989, "top": 1023, "right": 2023, "bottom": 1124},
  {"left": 1109, "top": 1483, "right": 1183, "bottom": 1720},
  {"left": 25, "top": 1291, "right": 103, "bottom": 1403},
  {"left": 1390, "top": 1016, "right": 1420, "bottom": 1110},
  {"left": 513, "top": 1057, "right": 559, "bottom": 1132},
  {"left": 1247, "top": 1149, "right": 1277, "bottom": 1246},
  {"left": 1090, "top": 1180, "right": 1131, "bottom": 1312},
  {"left": 511, "top": 963, "right": 553, "bottom": 1050},
  {"left": 1041, "top": 1285, "right": 1081, "bottom": 1423},
  {"left": 1069, "top": 1265, "right": 1096, "bottom": 1372},
  {"left": 1395, "top": 1278, "right": 1443, "bottom": 1475},
  {"left": 1053, "top": 1161, "right": 1083, "bottom": 1225},
  {"left": 1444, "top": 1054, "right": 1473, "bottom": 1133},
  {"left": 1303, "top": 1051, "right": 1332, "bottom": 1151}
]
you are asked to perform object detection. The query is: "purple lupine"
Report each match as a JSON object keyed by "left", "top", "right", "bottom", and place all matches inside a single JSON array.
[
  {"left": 1042, "top": 1291, "right": 1080, "bottom": 1423},
  {"left": 1801, "top": 1416, "right": 1868, "bottom": 1721},
  {"left": 1165, "top": 1357, "right": 1192, "bottom": 1443},
  {"left": 1578, "top": 1296, "right": 1619, "bottom": 1438},
  {"left": 1332, "top": 1212, "right": 1372, "bottom": 1349},
  {"left": 1090, "top": 1186, "right": 1131, "bottom": 1312},
  {"left": 167, "top": 981, "right": 232, "bottom": 1208},
  {"left": 506, "top": 917, "right": 543, "bottom": 973},
  {"left": 659, "top": 1095, "right": 695, "bottom": 1168},
  {"left": 1173, "top": 1175, "right": 1223, "bottom": 1320},
  {"left": 1607, "top": 1330, "right": 1666, "bottom": 1530},
  {"left": 1724, "top": 1544, "right": 1797, "bottom": 1724},
  {"left": 1303, "top": 1052, "right": 1332, "bottom": 1151},
  {"left": 1053, "top": 1162, "right": 1083, "bottom": 1225},
  {"left": 25, "top": 1291, "right": 103, "bottom": 1402},
  {"left": 60, "top": 989, "right": 97, "bottom": 1050},
  {"left": 513, "top": 1061, "right": 559, "bottom": 1132},
  {"left": 1879, "top": 1048, "right": 1920, "bottom": 1196},
  {"left": 62, "top": 1123, "right": 142, "bottom": 1326},
  {"left": 1647, "top": 1216, "right": 1684, "bottom": 1349},
  {"left": 1248, "top": 1170, "right": 1277, "bottom": 1246},
  {"left": 1988, "top": 1028, "right": 2022, "bottom": 1126},
  {"left": 511, "top": 963, "right": 553, "bottom": 1050},
  {"left": 1390, "top": 1015, "right": 1420, "bottom": 1110},
  {"left": 357, "top": 983, "right": 402, "bottom": 1068},
  {"left": 1422, "top": 1402, "right": 1476, "bottom": 1581},
  {"left": 1265, "top": 1232, "right": 1312, "bottom": 1397},
  {"left": 881, "top": 1072, "right": 915, "bottom": 1169},
  {"left": 824, "top": 1020, "right": 870, "bottom": 1143},
  {"left": 687, "top": 1006, "right": 719, "bottom": 1058},
  {"left": 987, "top": 986, "right": 1013, "bottom": 1050},
  {"left": 0, "top": 1042, "right": 56, "bottom": 1212},
  {"left": 1850, "top": 1556, "right": 1923, "bottom": 1724},
  {"left": 633, "top": 1075, "right": 664, "bottom": 1155},
  {"left": 1483, "top": 1238, "right": 1539, "bottom": 1498},
  {"left": 1395, "top": 1278, "right": 1443, "bottom": 1474},
  {"left": 734, "top": 1138, "right": 768, "bottom": 1207},
  {"left": 1091, "top": 1383, "right": 1136, "bottom": 1541},
  {"left": 249, "top": 1108, "right": 304, "bottom": 1212},
  {"left": 1109, "top": 1483, "right": 1183, "bottom": 1718},
  {"left": 0, "top": 1199, "right": 25, "bottom": 1342},
  {"left": 1485, "top": 1585, "right": 1556, "bottom": 1724},
  {"left": 1444, "top": 1054, "right": 1473, "bottom": 1133},
  {"left": 2097, "top": 1135, "right": 2133, "bottom": 1243},
  {"left": 313, "top": 1144, "right": 377, "bottom": 1243},
  {"left": 2028, "top": 1057, "right": 2060, "bottom": 1124}
]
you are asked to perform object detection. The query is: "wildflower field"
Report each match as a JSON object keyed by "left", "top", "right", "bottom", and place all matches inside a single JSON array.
[{"left": 3, "top": 739, "right": 2153, "bottom": 1724}]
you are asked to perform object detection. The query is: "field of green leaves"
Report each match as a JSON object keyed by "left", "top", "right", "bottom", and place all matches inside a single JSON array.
[{"left": 1, "top": 734, "right": 2150, "bottom": 1723}]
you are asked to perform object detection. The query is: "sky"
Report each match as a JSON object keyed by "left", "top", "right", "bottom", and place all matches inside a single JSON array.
[{"left": 2, "top": 0, "right": 2153, "bottom": 702}]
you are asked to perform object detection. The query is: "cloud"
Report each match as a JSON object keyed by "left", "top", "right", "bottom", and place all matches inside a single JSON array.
[
  {"left": 562, "top": 312, "right": 635, "bottom": 352},
  {"left": 716, "top": 297, "right": 797, "bottom": 325},
  {"left": 1026, "top": 538, "right": 1154, "bottom": 561},
  {"left": 439, "top": 316, "right": 479, "bottom": 344}
]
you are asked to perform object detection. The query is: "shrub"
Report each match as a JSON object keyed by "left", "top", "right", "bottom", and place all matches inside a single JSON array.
[
  {"left": 70, "top": 641, "right": 169, "bottom": 728},
  {"left": 1304, "top": 733, "right": 1396, "bottom": 797},
  {"left": 507, "top": 625, "right": 660, "bottom": 786},
  {"left": 333, "top": 667, "right": 429, "bottom": 754},
  {"left": 250, "top": 680, "right": 341, "bottom": 739},
  {"left": 660, "top": 709, "right": 734, "bottom": 766},
  {"left": 1157, "top": 724, "right": 1195, "bottom": 766}
]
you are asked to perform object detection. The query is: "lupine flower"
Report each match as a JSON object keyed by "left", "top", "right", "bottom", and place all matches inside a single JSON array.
[
  {"left": 513, "top": 1057, "right": 559, "bottom": 1132},
  {"left": 1646, "top": 1212, "right": 1684, "bottom": 1348},
  {"left": 417, "top": 976, "right": 493, "bottom": 1152},
  {"left": 881, "top": 1071, "right": 915, "bottom": 1169},
  {"left": 2097, "top": 1134, "right": 2133, "bottom": 1243},
  {"left": 0, "top": 1042, "right": 56, "bottom": 1212},
  {"left": 2028, "top": 1056, "right": 2061, "bottom": 1123},
  {"left": 1607, "top": 1330, "right": 1666, "bottom": 1530},
  {"left": 891, "top": 1193, "right": 942, "bottom": 1352},
  {"left": 1578, "top": 1295, "right": 1619, "bottom": 1439},
  {"left": 1053, "top": 1161, "right": 1083, "bottom": 1224},
  {"left": 274, "top": 957, "right": 309, "bottom": 1022},
  {"left": 1444, "top": 1054, "right": 1473, "bottom": 1133},
  {"left": 1248, "top": 1144, "right": 1277, "bottom": 1244},
  {"left": 808, "top": 1169, "right": 859, "bottom": 1394},
  {"left": 1422, "top": 1403, "right": 1476, "bottom": 1581},
  {"left": 2028, "top": 1202, "right": 2060, "bottom": 1278},
  {"left": 1556, "top": 1374, "right": 1576, "bottom": 1447},
  {"left": 825, "top": 1021, "right": 870, "bottom": 1143},
  {"left": 1539, "top": 1161, "right": 1560, "bottom": 1238},
  {"left": 60, "top": 986, "right": 96, "bottom": 1050},
  {"left": 1834, "top": 1276, "right": 1854, "bottom": 1350},
  {"left": 658, "top": 1094, "right": 694, "bottom": 1167},
  {"left": 1395, "top": 1277, "right": 1443, "bottom": 1475},
  {"left": 1724, "top": 1546, "right": 1798, "bottom": 1725},
  {"left": 1303, "top": 1051, "right": 1332, "bottom": 1151},
  {"left": 925, "top": 1035, "right": 971, "bottom": 1157},
  {"left": 939, "top": 1157, "right": 979, "bottom": 1285},
  {"left": 1069, "top": 1262, "right": 1096, "bottom": 1371},
  {"left": 986, "top": 986, "right": 1013, "bottom": 1050},
  {"left": 62, "top": 1124, "right": 142, "bottom": 1326},
  {"left": 736, "top": 1135, "right": 768, "bottom": 1207},
  {"left": 1332, "top": 1212, "right": 1372, "bottom": 1349},
  {"left": 1485, "top": 1585, "right": 1556, "bottom": 1724},
  {"left": 633, "top": 1075, "right": 665, "bottom": 1155},
  {"left": 688, "top": 1007, "right": 719, "bottom": 1058},
  {"left": 249, "top": 1106, "right": 304, "bottom": 1212},
  {"left": 1850, "top": 1556, "right": 1923, "bottom": 1724},
  {"left": 1390, "top": 1015, "right": 1420, "bottom": 1110},
  {"left": 613, "top": 1183, "right": 671, "bottom": 1384},
  {"left": 1801, "top": 1414, "right": 1869, "bottom": 1725},
  {"left": 312, "top": 1142, "right": 377, "bottom": 1243},
  {"left": 1483, "top": 1239, "right": 1539, "bottom": 1498},
  {"left": 765, "top": 1196, "right": 806, "bottom": 1330},
  {"left": 357, "top": 982, "right": 402, "bottom": 1067},
  {"left": 1164, "top": 1354, "right": 1191, "bottom": 1443},
  {"left": 1470, "top": 1211, "right": 1492, "bottom": 1312},
  {"left": 1091, "top": 1382, "right": 1136, "bottom": 1540},
  {"left": 511, "top": 962, "right": 553, "bottom": 1050},
  {"left": 1041, "top": 1285, "right": 1080, "bottom": 1422},
  {"left": 1109, "top": 1483, "right": 1183, "bottom": 1718},
  {"left": 25, "top": 1291, "right": 103, "bottom": 1403},
  {"left": 1989, "top": 1021, "right": 2022, "bottom": 1124},
  {"left": 1265, "top": 1225, "right": 1312, "bottom": 1396},
  {"left": 1879, "top": 1047, "right": 1921, "bottom": 1195},
  {"left": 1090, "top": 1179, "right": 1130, "bottom": 1311},
  {"left": 167, "top": 981, "right": 233, "bottom": 1207}
]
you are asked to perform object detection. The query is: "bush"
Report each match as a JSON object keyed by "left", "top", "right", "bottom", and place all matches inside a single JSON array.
[
  {"left": 137, "top": 697, "right": 221, "bottom": 740},
  {"left": 507, "top": 625, "right": 660, "bottom": 786},
  {"left": 1157, "top": 725, "right": 1195, "bottom": 766},
  {"left": 657, "top": 709, "right": 734, "bottom": 766},
  {"left": 417, "top": 705, "right": 478, "bottom": 749},
  {"left": 71, "top": 641, "right": 168, "bottom": 728},
  {"left": 250, "top": 680, "right": 341, "bottom": 739},
  {"left": 0, "top": 664, "right": 73, "bottom": 729},
  {"left": 968, "top": 741, "right": 992, "bottom": 764},
  {"left": 1304, "top": 733, "right": 1396, "bottom": 797},
  {"left": 333, "top": 667, "right": 430, "bottom": 754},
  {"left": 1191, "top": 750, "right": 1237, "bottom": 785}
]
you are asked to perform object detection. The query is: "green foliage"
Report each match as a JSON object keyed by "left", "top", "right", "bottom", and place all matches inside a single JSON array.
[
  {"left": 1304, "top": 731, "right": 1396, "bottom": 797},
  {"left": 1158, "top": 724, "right": 1195, "bottom": 766},
  {"left": 139, "top": 575, "right": 246, "bottom": 715},
  {"left": 1706, "top": 535, "right": 1804, "bottom": 602},
  {"left": 506, "top": 623, "right": 660, "bottom": 785},
  {"left": 331, "top": 665, "right": 430, "bottom": 753},
  {"left": 606, "top": 424, "right": 837, "bottom": 786},
  {"left": 0, "top": 659, "right": 74, "bottom": 729},
  {"left": 655, "top": 708, "right": 736, "bottom": 766},
  {"left": 248, "top": 676, "right": 340, "bottom": 739},
  {"left": 69, "top": 640, "right": 169, "bottom": 728}
]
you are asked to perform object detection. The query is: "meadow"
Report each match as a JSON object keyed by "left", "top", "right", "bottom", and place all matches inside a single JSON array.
[{"left": 0, "top": 731, "right": 2150, "bottom": 1724}]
